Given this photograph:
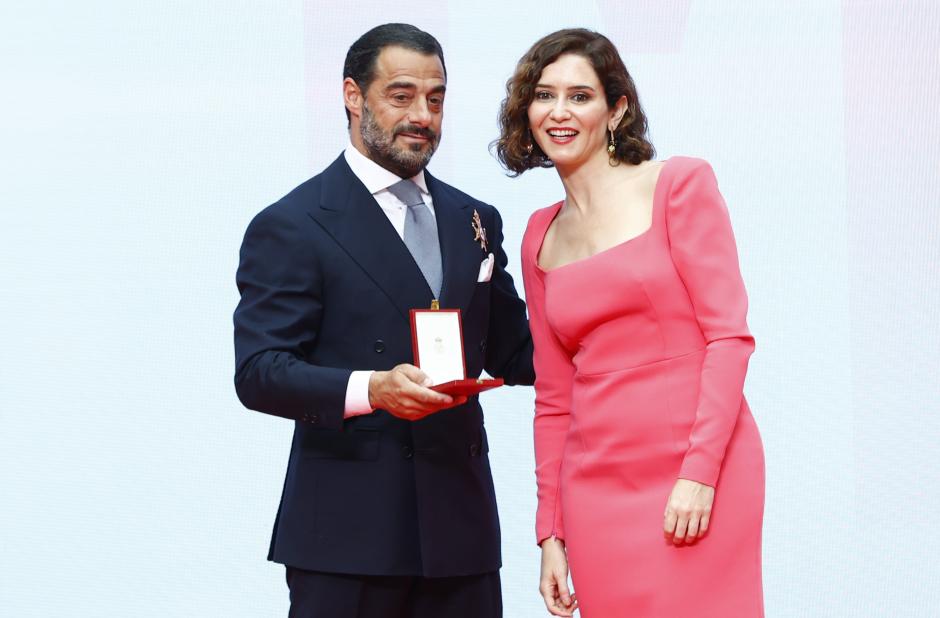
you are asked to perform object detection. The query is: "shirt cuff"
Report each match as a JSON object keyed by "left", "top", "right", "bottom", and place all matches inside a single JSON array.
[{"left": 344, "top": 370, "right": 375, "bottom": 418}]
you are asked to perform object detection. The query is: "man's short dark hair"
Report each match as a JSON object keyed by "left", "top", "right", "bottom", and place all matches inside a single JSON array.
[{"left": 343, "top": 23, "right": 447, "bottom": 122}]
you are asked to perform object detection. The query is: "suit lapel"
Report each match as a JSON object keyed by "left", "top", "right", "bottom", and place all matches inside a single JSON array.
[
  {"left": 427, "top": 172, "right": 480, "bottom": 312},
  {"left": 308, "top": 155, "right": 433, "bottom": 320}
]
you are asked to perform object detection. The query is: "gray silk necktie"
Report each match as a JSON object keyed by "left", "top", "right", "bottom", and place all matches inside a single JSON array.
[{"left": 386, "top": 179, "right": 443, "bottom": 297}]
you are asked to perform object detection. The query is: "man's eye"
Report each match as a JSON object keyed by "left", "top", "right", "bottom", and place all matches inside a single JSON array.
[
  {"left": 429, "top": 96, "right": 444, "bottom": 106},
  {"left": 393, "top": 94, "right": 410, "bottom": 103}
]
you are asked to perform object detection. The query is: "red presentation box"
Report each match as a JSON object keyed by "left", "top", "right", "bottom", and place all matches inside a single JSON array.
[{"left": 410, "top": 307, "right": 503, "bottom": 397}]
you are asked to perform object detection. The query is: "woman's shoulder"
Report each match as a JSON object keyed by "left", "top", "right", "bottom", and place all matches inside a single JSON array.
[
  {"left": 521, "top": 201, "right": 563, "bottom": 263},
  {"left": 663, "top": 155, "right": 714, "bottom": 180},
  {"left": 523, "top": 200, "right": 563, "bottom": 237},
  {"left": 659, "top": 156, "right": 722, "bottom": 204}
]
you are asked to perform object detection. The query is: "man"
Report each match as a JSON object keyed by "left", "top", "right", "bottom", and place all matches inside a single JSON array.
[{"left": 233, "top": 23, "right": 533, "bottom": 618}]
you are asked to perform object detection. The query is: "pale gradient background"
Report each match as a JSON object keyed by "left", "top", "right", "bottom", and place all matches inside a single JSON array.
[{"left": 1, "top": 1, "right": 938, "bottom": 616}]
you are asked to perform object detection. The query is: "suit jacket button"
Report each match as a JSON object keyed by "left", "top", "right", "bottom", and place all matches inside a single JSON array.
[
  {"left": 401, "top": 445, "right": 414, "bottom": 459},
  {"left": 310, "top": 413, "right": 320, "bottom": 424},
  {"left": 469, "top": 444, "right": 480, "bottom": 457},
  {"left": 374, "top": 340, "right": 386, "bottom": 353}
]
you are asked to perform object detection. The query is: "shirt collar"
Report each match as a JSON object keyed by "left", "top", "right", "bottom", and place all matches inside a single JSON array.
[{"left": 344, "top": 141, "right": 429, "bottom": 196}]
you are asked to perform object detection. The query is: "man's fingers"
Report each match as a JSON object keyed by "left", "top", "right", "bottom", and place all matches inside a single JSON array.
[
  {"left": 393, "top": 373, "right": 452, "bottom": 405},
  {"left": 385, "top": 391, "right": 457, "bottom": 420},
  {"left": 395, "top": 363, "right": 433, "bottom": 386},
  {"left": 407, "top": 388, "right": 451, "bottom": 407},
  {"left": 391, "top": 380, "right": 452, "bottom": 408},
  {"left": 373, "top": 365, "right": 473, "bottom": 420},
  {"left": 377, "top": 365, "right": 473, "bottom": 420}
]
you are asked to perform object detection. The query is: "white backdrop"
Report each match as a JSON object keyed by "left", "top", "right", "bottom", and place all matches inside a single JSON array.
[{"left": 1, "top": 1, "right": 938, "bottom": 616}]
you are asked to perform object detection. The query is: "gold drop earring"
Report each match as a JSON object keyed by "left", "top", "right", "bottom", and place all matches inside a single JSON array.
[{"left": 607, "top": 128, "right": 617, "bottom": 156}]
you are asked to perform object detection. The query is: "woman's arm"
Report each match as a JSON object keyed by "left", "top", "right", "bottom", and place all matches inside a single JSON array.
[{"left": 662, "top": 159, "right": 754, "bottom": 543}]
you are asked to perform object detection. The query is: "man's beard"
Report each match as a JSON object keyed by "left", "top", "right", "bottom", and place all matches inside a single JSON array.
[{"left": 359, "top": 103, "right": 439, "bottom": 178}]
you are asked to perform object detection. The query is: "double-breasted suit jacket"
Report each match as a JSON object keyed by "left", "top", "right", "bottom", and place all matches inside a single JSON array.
[{"left": 234, "top": 154, "right": 534, "bottom": 577}]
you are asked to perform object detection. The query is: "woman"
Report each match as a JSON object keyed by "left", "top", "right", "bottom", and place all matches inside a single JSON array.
[{"left": 495, "top": 29, "right": 765, "bottom": 617}]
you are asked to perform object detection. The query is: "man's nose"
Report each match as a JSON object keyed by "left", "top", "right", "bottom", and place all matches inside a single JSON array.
[{"left": 408, "top": 99, "right": 433, "bottom": 126}]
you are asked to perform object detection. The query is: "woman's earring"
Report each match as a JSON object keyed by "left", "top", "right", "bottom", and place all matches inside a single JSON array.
[
  {"left": 526, "top": 130, "right": 535, "bottom": 156},
  {"left": 607, "top": 128, "right": 617, "bottom": 156}
]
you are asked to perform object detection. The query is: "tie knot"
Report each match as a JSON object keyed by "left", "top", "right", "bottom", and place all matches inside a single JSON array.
[{"left": 387, "top": 179, "right": 425, "bottom": 207}]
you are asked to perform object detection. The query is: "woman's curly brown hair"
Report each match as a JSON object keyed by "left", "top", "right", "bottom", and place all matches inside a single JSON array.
[{"left": 494, "top": 28, "right": 655, "bottom": 176}]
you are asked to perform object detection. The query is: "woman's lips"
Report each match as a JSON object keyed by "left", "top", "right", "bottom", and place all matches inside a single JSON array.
[{"left": 546, "top": 128, "right": 578, "bottom": 145}]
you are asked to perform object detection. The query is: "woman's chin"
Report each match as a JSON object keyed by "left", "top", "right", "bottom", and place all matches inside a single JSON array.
[{"left": 548, "top": 153, "right": 588, "bottom": 170}]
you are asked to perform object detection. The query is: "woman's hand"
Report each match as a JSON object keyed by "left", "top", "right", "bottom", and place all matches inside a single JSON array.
[
  {"left": 539, "top": 536, "right": 578, "bottom": 616},
  {"left": 663, "top": 478, "right": 715, "bottom": 545}
]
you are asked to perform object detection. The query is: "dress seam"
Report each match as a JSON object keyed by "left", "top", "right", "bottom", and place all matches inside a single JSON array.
[{"left": 575, "top": 347, "right": 704, "bottom": 377}]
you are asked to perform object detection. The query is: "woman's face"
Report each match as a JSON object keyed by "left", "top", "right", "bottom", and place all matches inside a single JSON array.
[{"left": 527, "top": 53, "right": 615, "bottom": 170}]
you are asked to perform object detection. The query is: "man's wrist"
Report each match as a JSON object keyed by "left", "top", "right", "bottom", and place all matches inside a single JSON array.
[
  {"left": 344, "top": 370, "right": 375, "bottom": 418},
  {"left": 367, "top": 370, "right": 386, "bottom": 409}
]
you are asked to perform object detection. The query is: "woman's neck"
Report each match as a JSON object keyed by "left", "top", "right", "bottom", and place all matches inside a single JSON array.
[{"left": 556, "top": 151, "right": 641, "bottom": 215}]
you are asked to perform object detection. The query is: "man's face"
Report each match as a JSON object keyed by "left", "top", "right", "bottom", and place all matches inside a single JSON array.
[{"left": 350, "top": 46, "right": 446, "bottom": 178}]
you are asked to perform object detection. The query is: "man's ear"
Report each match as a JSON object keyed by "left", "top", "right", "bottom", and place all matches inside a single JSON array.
[{"left": 343, "top": 77, "right": 364, "bottom": 121}]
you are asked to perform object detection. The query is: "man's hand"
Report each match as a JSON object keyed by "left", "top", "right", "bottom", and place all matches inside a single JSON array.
[
  {"left": 368, "top": 364, "right": 467, "bottom": 421},
  {"left": 663, "top": 478, "right": 715, "bottom": 545}
]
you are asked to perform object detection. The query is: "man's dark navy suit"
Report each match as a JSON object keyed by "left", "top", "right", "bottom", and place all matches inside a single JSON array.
[{"left": 233, "top": 154, "right": 534, "bottom": 580}]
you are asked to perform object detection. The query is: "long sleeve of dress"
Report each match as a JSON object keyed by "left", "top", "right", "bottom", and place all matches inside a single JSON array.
[
  {"left": 666, "top": 160, "right": 755, "bottom": 488},
  {"left": 522, "top": 210, "right": 575, "bottom": 544}
]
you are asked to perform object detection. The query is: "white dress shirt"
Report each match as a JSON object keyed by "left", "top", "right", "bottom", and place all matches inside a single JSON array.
[{"left": 342, "top": 143, "right": 436, "bottom": 417}]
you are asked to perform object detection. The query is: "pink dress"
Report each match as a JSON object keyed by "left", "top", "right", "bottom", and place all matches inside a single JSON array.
[{"left": 521, "top": 157, "right": 765, "bottom": 617}]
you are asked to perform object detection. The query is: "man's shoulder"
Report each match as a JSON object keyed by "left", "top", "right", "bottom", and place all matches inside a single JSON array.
[
  {"left": 252, "top": 155, "right": 349, "bottom": 226},
  {"left": 275, "top": 173, "right": 323, "bottom": 211},
  {"left": 248, "top": 180, "right": 316, "bottom": 235}
]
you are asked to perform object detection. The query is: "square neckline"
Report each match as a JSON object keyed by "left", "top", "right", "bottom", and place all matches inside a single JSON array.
[{"left": 535, "top": 157, "right": 673, "bottom": 274}]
